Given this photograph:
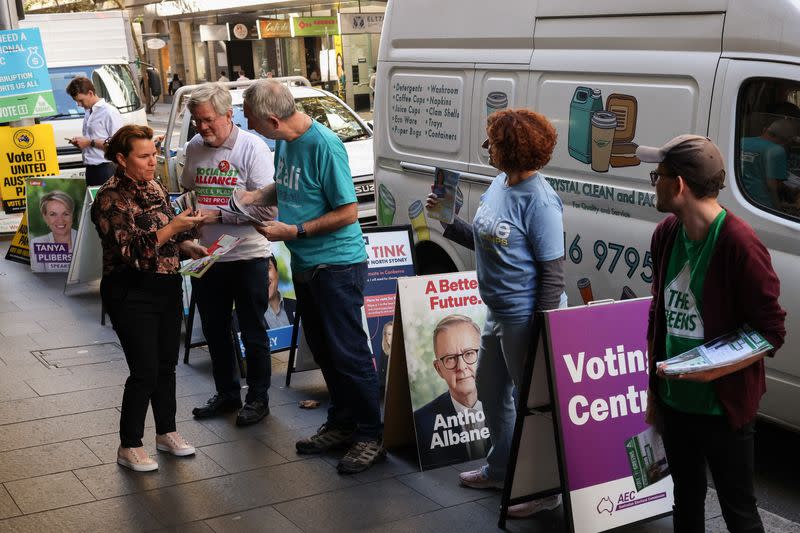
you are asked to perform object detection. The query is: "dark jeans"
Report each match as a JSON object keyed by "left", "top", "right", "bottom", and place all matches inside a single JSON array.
[
  {"left": 661, "top": 404, "right": 762, "bottom": 533},
  {"left": 101, "top": 271, "right": 182, "bottom": 448},
  {"left": 294, "top": 261, "right": 381, "bottom": 441},
  {"left": 192, "top": 258, "right": 271, "bottom": 403},
  {"left": 85, "top": 162, "right": 115, "bottom": 186}
]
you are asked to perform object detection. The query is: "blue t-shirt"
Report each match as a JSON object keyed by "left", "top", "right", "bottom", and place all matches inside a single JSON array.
[
  {"left": 740, "top": 136, "right": 787, "bottom": 208},
  {"left": 472, "top": 173, "right": 565, "bottom": 322},
  {"left": 274, "top": 120, "right": 367, "bottom": 271}
]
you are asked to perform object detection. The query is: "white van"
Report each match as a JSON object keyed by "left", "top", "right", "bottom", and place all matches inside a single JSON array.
[
  {"left": 20, "top": 11, "right": 147, "bottom": 169},
  {"left": 374, "top": 0, "right": 800, "bottom": 431}
]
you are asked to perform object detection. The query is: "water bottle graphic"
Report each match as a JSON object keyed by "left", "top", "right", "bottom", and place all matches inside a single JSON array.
[
  {"left": 27, "top": 47, "right": 45, "bottom": 69},
  {"left": 568, "top": 87, "right": 603, "bottom": 164}
]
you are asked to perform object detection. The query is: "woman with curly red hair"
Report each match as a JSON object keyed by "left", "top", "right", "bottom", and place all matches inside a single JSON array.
[{"left": 427, "top": 108, "right": 566, "bottom": 518}]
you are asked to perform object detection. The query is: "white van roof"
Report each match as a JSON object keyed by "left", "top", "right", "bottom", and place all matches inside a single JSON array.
[
  {"left": 380, "top": 0, "right": 800, "bottom": 65},
  {"left": 20, "top": 11, "right": 131, "bottom": 68}
]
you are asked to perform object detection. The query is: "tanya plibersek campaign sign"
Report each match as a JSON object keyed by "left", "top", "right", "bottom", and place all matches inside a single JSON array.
[
  {"left": 25, "top": 173, "right": 86, "bottom": 273},
  {"left": 397, "top": 272, "right": 490, "bottom": 470},
  {"left": 546, "top": 298, "right": 673, "bottom": 533}
]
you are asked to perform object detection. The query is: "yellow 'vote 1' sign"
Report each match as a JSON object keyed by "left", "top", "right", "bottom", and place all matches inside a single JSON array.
[{"left": 1, "top": 124, "right": 60, "bottom": 213}]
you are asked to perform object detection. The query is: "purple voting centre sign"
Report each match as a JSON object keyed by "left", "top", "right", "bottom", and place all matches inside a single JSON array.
[{"left": 546, "top": 298, "right": 673, "bottom": 533}]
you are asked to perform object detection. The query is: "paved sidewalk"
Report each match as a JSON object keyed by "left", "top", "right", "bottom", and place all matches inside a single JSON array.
[{"left": 0, "top": 240, "right": 797, "bottom": 532}]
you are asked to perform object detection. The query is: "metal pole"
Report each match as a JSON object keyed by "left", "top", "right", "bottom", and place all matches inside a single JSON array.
[
  {"left": 1, "top": 0, "right": 33, "bottom": 128},
  {"left": 0, "top": 0, "right": 19, "bottom": 31}
]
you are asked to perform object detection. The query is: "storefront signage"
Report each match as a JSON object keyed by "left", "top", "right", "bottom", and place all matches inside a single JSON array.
[
  {"left": 0, "top": 124, "right": 60, "bottom": 213},
  {"left": 199, "top": 24, "right": 230, "bottom": 42},
  {"left": 338, "top": 13, "right": 385, "bottom": 34},
  {"left": 258, "top": 19, "right": 291, "bottom": 39},
  {"left": 290, "top": 16, "right": 340, "bottom": 37},
  {"left": 0, "top": 28, "right": 56, "bottom": 123}
]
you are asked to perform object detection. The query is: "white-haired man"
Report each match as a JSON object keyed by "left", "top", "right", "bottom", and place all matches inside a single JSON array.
[
  {"left": 181, "top": 83, "right": 275, "bottom": 427},
  {"left": 238, "top": 79, "right": 384, "bottom": 474}
]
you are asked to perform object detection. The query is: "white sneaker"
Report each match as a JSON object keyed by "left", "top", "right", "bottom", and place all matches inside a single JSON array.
[
  {"left": 507, "top": 494, "right": 562, "bottom": 519},
  {"left": 155, "top": 432, "right": 196, "bottom": 457},
  {"left": 117, "top": 446, "right": 158, "bottom": 472}
]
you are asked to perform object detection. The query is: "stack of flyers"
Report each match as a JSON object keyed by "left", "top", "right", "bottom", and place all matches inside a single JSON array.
[
  {"left": 624, "top": 427, "right": 669, "bottom": 491},
  {"left": 218, "top": 187, "right": 266, "bottom": 226},
  {"left": 427, "top": 168, "right": 460, "bottom": 224},
  {"left": 179, "top": 234, "right": 244, "bottom": 278},
  {"left": 659, "top": 326, "right": 773, "bottom": 375},
  {"left": 171, "top": 190, "right": 197, "bottom": 214}
]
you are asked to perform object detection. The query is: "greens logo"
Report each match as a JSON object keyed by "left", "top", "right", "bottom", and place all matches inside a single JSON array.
[{"left": 13, "top": 129, "right": 34, "bottom": 149}]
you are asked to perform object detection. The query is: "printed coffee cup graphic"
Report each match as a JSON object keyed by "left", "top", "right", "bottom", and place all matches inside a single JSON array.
[
  {"left": 568, "top": 88, "right": 642, "bottom": 171},
  {"left": 590, "top": 111, "right": 617, "bottom": 173},
  {"left": 378, "top": 183, "right": 396, "bottom": 226},
  {"left": 408, "top": 200, "right": 430, "bottom": 241},
  {"left": 486, "top": 91, "right": 508, "bottom": 118}
]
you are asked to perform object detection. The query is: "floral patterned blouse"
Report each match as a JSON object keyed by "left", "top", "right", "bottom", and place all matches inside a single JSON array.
[{"left": 91, "top": 173, "right": 194, "bottom": 275}]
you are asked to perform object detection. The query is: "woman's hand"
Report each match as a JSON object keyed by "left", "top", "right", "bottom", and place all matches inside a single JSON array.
[
  {"left": 178, "top": 240, "right": 209, "bottom": 259},
  {"left": 425, "top": 192, "right": 450, "bottom": 229},
  {"left": 169, "top": 209, "right": 208, "bottom": 233}
]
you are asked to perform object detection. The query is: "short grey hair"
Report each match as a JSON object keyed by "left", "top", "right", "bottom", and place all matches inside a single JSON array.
[
  {"left": 40, "top": 191, "right": 74, "bottom": 216},
  {"left": 187, "top": 82, "right": 232, "bottom": 116},
  {"left": 243, "top": 79, "right": 296, "bottom": 120},
  {"left": 432, "top": 314, "right": 481, "bottom": 357}
]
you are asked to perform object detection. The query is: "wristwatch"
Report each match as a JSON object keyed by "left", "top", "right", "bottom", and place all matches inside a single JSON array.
[{"left": 296, "top": 223, "right": 307, "bottom": 239}]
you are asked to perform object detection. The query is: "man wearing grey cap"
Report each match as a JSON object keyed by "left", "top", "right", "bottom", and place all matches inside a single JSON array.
[{"left": 638, "top": 135, "right": 786, "bottom": 533}]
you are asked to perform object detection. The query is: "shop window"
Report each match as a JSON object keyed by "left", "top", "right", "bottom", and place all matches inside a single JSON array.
[{"left": 736, "top": 78, "right": 800, "bottom": 220}]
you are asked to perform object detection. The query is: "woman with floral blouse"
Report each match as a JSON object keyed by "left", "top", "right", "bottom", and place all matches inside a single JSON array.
[{"left": 92, "top": 125, "right": 209, "bottom": 472}]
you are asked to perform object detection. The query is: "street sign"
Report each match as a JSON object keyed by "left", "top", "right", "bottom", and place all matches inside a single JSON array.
[
  {"left": 0, "top": 124, "right": 60, "bottom": 213},
  {"left": 0, "top": 28, "right": 56, "bottom": 123}
]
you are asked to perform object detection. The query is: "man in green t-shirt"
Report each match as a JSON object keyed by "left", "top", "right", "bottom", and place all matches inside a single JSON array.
[
  {"left": 238, "top": 80, "right": 384, "bottom": 475},
  {"left": 637, "top": 135, "right": 786, "bottom": 533}
]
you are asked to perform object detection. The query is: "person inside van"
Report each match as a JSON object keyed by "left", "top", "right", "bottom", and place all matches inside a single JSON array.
[
  {"left": 66, "top": 76, "right": 123, "bottom": 186},
  {"left": 740, "top": 119, "right": 795, "bottom": 210},
  {"left": 426, "top": 108, "right": 566, "bottom": 519}
]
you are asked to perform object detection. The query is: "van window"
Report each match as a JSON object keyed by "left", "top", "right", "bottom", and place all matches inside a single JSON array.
[
  {"left": 45, "top": 64, "right": 142, "bottom": 120},
  {"left": 737, "top": 78, "right": 800, "bottom": 220}
]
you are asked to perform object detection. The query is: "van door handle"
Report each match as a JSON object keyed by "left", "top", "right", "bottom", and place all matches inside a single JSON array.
[{"left": 400, "top": 162, "right": 435, "bottom": 176}]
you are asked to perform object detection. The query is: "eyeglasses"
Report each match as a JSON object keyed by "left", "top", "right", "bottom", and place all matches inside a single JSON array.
[
  {"left": 649, "top": 170, "right": 676, "bottom": 187},
  {"left": 481, "top": 138, "right": 491, "bottom": 150},
  {"left": 190, "top": 115, "right": 222, "bottom": 128},
  {"left": 436, "top": 348, "right": 479, "bottom": 370}
]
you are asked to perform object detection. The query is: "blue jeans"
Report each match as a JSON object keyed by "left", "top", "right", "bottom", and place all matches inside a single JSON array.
[
  {"left": 293, "top": 261, "right": 381, "bottom": 441},
  {"left": 476, "top": 311, "right": 533, "bottom": 480},
  {"left": 192, "top": 258, "right": 271, "bottom": 403}
]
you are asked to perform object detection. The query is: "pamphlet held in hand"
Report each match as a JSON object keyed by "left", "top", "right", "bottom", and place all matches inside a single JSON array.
[
  {"left": 171, "top": 190, "right": 197, "bottom": 215},
  {"left": 218, "top": 187, "right": 267, "bottom": 226},
  {"left": 658, "top": 325, "right": 773, "bottom": 375},
  {"left": 427, "top": 168, "right": 460, "bottom": 224},
  {"left": 179, "top": 234, "right": 244, "bottom": 278}
]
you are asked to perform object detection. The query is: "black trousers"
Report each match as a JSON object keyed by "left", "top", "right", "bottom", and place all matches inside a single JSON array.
[
  {"left": 192, "top": 258, "right": 271, "bottom": 403},
  {"left": 102, "top": 271, "right": 182, "bottom": 448},
  {"left": 85, "top": 162, "right": 115, "bottom": 186},
  {"left": 661, "top": 404, "right": 762, "bottom": 533}
]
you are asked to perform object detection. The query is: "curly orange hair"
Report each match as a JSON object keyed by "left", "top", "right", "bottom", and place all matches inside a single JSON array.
[{"left": 487, "top": 109, "right": 557, "bottom": 173}]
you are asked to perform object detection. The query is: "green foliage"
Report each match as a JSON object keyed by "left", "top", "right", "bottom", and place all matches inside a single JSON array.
[{"left": 25, "top": 178, "right": 86, "bottom": 239}]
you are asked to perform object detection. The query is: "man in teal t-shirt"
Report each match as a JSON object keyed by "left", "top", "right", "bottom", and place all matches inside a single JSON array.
[
  {"left": 241, "top": 80, "right": 383, "bottom": 475},
  {"left": 740, "top": 119, "right": 793, "bottom": 209}
]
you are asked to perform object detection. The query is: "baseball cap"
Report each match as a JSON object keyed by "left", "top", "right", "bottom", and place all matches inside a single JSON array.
[{"left": 636, "top": 134, "right": 726, "bottom": 191}]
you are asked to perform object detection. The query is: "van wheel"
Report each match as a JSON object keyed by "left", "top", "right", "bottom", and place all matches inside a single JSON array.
[{"left": 416, "top": 242, "right": 457, "bottom": 275}]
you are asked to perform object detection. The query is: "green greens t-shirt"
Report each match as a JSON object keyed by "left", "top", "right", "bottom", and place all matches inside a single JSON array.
[{"left": 658, "top": 210, "right": 727, "bottom": 415}]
